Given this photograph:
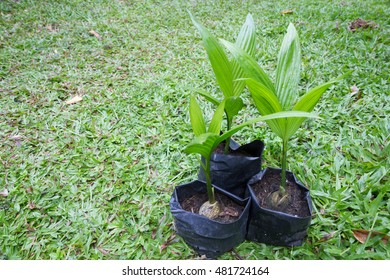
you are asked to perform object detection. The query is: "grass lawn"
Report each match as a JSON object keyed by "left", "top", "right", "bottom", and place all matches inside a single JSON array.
[{"left": 0, "top": 0, "right": 389, "bottom": 259}]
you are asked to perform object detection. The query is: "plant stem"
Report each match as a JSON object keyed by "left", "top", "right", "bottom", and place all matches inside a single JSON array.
[
  {"left": 280, "top": 139, "right": 288, "bottom": 194},
  {"left": 204, "top": 156, "right": 216, "bottom": 204},
  {"left": 224, "top": 117, "right": 232, "bottom": 154}
]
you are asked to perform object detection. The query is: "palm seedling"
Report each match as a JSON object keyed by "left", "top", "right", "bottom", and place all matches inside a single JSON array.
[
  {"left": 184, "top": 95, "right": 318, "bottom": 219},
  {"left": 189, "top": 12, "right": 256, "bottom": 154},
  {"left": 222, "top": 23, "right": 350, "bottom": 208}
]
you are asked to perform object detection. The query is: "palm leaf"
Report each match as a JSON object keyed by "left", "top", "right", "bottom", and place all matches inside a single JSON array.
[
  {"left": 216, "top": 110, "right": 320, "bottom": 149},
  {"left": 194, "top": 89, "right": 220, "bottom": 106},
  {"left": 189, "top": 95, "right": 206, "bottom": 136},
  {"left": 285, "top": 71, "right": 352, "bottom": 139},
  {"left": 275, "top": 23, "right": 301, "bottom": 110},
  {"left": 184, "top": 133, "right": 219, "bottom": 159},
  {"left": 224, "top": 96, "right": 244, "bottom": 128},
  {"left": 208, "top": 100, "right": 225, "bottom": 134},
  {"left": 189, "top": 12, "right": 233, "bottom": 98},
  {"left": 220, "top": 39, "right": 275, "bottom": 93},
  {"left": 232, "top": 13, "right": 256, "bottom": 96},
  {"left": 244, "top": 78, "right": 285, "bottom": 138}
]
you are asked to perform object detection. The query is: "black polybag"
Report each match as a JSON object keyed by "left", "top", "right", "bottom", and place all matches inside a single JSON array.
[
  {"left": 170, "top": 180, "right": 251, "bottom": 259},
  {"left": 246, "top": 167, "right": 313, "bottom": 246},
  {"left": 198, "top": 139, "right": 264, "bottom": 197}
]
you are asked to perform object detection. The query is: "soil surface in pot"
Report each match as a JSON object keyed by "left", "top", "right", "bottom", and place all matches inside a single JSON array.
[
  {"left": 213, "top": 142, "right": 250, "bottom": 156},
  {"left": 180, "top": 192, "right": 244, "bottom": 223},
  {"left": 252, "top": 169, "right": 310, "bottom": 217}
]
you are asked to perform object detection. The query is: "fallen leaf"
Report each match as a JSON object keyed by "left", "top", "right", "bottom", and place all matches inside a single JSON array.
[
  {"left": 350, "top": 84, "right": 363, "bottom": 100},
  {"left": 9, "top": 135, "right": 22, "bottom": 147},
  {"left": 159, "top": 233, "right": 176, "bottom": 253},
  {"left": 319, "top": 231, "right": 337, "bottom": 242},
  {"left": 334, "top": 21, "right": 340, "bottom": 30},
  {"left": 9, "top": 135, "right": 22, "bottom": 140},
  {"left": 28, "top": 202, "right": 36, "bottom": 210},
  {"left": 353, "top": 229, "right": 388, "bottom": 245},
  {"left": 0, "top": 189, "right": 8, "bottom": 197},
  {"left": 26, "top": 224, "right": 35, "bottom": 232},
  {"left": 65, "top": 95, "right": 82, "bottom": 104},
  {"left": 46, "top": 24, "right": 57, "bottom": 32},
  {"left": 281, "top": 10, "right": 294, "bottom": 15},
  {"left": 97, "top": 247, "right": 109, "bottom": 255},
  {"left": 348, "top": 18, "right": 378, "bottom": 32},
  {"left": 350, "top": 84, "right": 359, "bottom": 96},
  {"left": 89, "top": 30, "right": 101, "bottom": 39}
]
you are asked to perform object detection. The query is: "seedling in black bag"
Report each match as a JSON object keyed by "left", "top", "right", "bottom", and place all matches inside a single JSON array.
[
  {"left": 184, "top": 95, "right": 317, "bottom": 219},
  {"left": 222, "top": 24, "right": 351, "bottom": 209},
  {"left": 189, "top": 12, "right": 256, "bottom": 154}
]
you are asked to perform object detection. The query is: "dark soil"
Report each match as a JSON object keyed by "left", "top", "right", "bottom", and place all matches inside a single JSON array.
[
  {"left": 180, "top": 191, "right": 244, "bottom": 223},
  {"left": 213, "top": 142, "right": 250, "bottom": 156},
  {"left": 251, "top": 169, "right": 310, "bottom": 217}
]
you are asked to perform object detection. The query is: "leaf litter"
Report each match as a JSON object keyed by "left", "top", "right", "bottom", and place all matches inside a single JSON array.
[
  {"left": 348, "top": 18, "right": 378, "bottom": 32},
  {"left": 352, "top": 229, "right": 388, "bottom": 245}
]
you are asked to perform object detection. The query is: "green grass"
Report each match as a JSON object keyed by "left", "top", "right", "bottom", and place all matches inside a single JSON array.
[{"left": 0, "top": 0, "right": 389, "bottom": 259}]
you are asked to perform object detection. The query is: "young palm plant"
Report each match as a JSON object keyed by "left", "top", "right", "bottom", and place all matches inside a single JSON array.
[
  {"left": 185, "top": 95, "right": 318, "bottom": 219},
  {"left": 221, "top": 23, "right": 350, "bottom": 208},
  {"left": 189, "top": 12, "right": 256, "bottom": 154}
]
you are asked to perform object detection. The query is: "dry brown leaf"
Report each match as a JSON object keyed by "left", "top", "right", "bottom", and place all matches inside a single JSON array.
[
  {"left": 65, "top": 95, "right": 82, "bottom": 105},
  {"left": 0, "top": 189, "right": 9, "bottom": 197},
  {"left": 46, "top": 24, "right": 57, "bottom": 32},
  {"left": 319, "top": 231, "right": 337, "bottom": 242},
  {"left": 350, "top": 84, "right": 363, "bottom": 101},
  {"left": 28, "top": 202, "right": 36, "bottom": 210},
  {"left": 89, "top": 30, "right": 101, "bottom": 39},
  {"left": 9, "top": 135, "right": 23, "bottom": 147},
  {"left": 353, "top": 229, "right": 388, "bottom": 244},
  {"left": 350, "top": 84, "right": 359, "bottom": 96},
  {"left": 348, "top": 18, "right": 378, "bottom": 32},
  {"left": 97, "top": 247, "right": 109, "bottom": 255},
  {"left": 9, "top": 135, "right": 22, "bottom": 140},
  {"left": 159, "top": 233, "right": 176, "bottom": 253},
  {"left": 281, "top": 10, "right": 294, "bottom": 15}
]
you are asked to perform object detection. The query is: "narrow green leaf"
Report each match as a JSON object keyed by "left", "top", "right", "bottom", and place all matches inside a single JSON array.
[
  {"left": 220, "top": 39, "right": 275, "bottom": 93},
  {"left": 245, "top": 78, "right": 285, "bottom": 138},
  {"left": 232, "top": 13, "right": 256, "bottom": 96},
  {"left": 186, "top": 111, "right": 319, "bottom": 161},
  {"left": 189, "top": 12, "right": 233, "bottom": 97},
  {"left": 184, "top": 133, "right": 219, "bottom": 159},
  {"left": 194, "top": 89, "right": 221, "bottom": 106},
  {"left": 224, "top": 96, "right": 244, "bottom": 125},
  {"left": 275, "top": 23, "right": 301, "bottom": 110},
  {"left": 216, "top": 110, "right": 320, "bottom": 149},
  {"left": 208, "top": 100, "right": 225, "bottom": 134},
  {"left": 189, "top": 95, "right": 206, "bottom": 136},
  {"left": 246, "top": 78, "right": 282, "bottom": 115},
  {"left": 369, "top": 192, "right": 384, "bottom": 217},
  {"left": 286, "top": 71, "right": 351, "bottom": 139}
]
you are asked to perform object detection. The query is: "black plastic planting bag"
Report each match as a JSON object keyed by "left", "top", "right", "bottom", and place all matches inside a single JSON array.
[
  {"left": 246, "top": 168, "right": 312, "bottom": 246},
  {"left": 198, "top": 139, "right": 264, "bottom": 197},
  {"left": 170, "top": 180, "right": 251, "bottom": 259}
]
